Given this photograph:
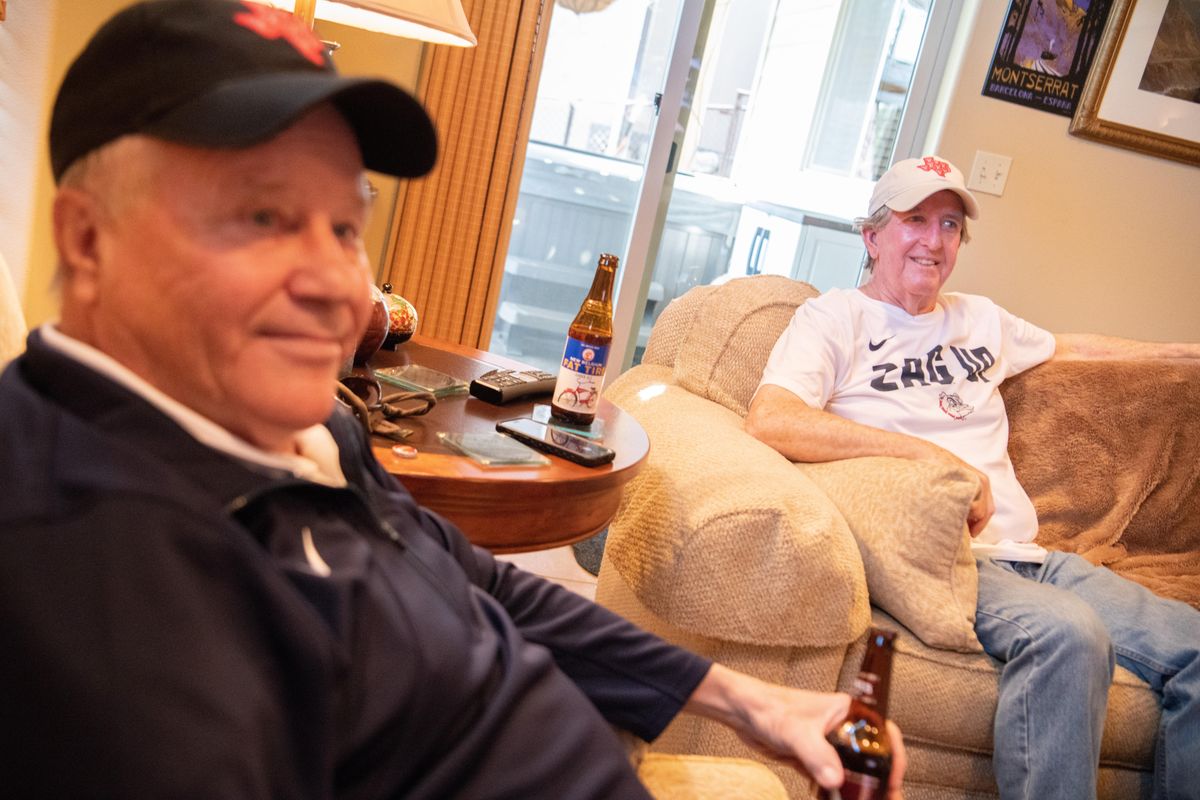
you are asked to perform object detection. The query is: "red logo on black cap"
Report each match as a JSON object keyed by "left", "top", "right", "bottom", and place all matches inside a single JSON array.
[
  {"left": 917, "top": 156, "right": 951, "bottom": 177},
  {"left": 234, "top": 2, "right": 326, "bottom": 67}
]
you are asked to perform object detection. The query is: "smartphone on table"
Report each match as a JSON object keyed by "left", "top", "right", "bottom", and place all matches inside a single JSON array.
[{"left": 495, "top": 418, "right": 616, "bottom": 468}]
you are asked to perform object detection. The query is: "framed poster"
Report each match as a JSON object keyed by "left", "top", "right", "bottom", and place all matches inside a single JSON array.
[
  {"left": 1070, "top": 0, "right": 1200, "bottom": 167},
  {"left": 982, "top": 0, "right": 1114, "bottom": 116}
]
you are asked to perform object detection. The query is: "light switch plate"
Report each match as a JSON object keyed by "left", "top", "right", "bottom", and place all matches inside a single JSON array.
[{"left": 967, "top": 151, "right": 1012, "bottom": 196}]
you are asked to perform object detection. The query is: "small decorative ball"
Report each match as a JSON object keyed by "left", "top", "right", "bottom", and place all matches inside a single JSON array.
[
  {"left": 354, "top": 284, "right": 390, "bottom": 364},
  {"left": 381, "top": 283, "right": 419, "bottom": 348}
]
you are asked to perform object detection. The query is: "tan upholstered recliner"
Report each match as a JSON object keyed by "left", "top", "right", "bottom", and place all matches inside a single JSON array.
[
  {"left": 1, "top": 251, "right": 27, "bottom": 364},
  {"left": 598, "top": 275, "right": 1200, "bottom": 799}
]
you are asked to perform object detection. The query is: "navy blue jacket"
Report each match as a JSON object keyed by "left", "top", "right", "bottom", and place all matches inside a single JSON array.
[{"left": 0, "top": 332, "right": 710, "bottom": 798}]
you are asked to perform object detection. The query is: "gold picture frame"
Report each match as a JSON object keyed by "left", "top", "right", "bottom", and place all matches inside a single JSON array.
[{"left": 1070, "top": 0, "right": 1200, "bottom": 168}]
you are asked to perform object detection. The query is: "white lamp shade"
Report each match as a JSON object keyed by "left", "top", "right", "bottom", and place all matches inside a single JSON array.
[
  {"left": 556, "top": 0, "right": 616, "bottom": 12},
  {"left": 265, "top": 0, "right": 477, "bottom": 47}
]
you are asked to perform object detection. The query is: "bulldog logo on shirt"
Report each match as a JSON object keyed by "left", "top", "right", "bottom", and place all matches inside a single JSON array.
[{"left": 938, "top": 391, "right": 975, "bottom": 420}]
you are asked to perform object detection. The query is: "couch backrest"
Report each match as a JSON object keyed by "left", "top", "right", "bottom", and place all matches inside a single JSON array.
[
  {"left": 642, "top": 276, "right": 819, "bottom": 416},
  {"left": 640, "top": 285, "right": 717, "bottom": 368}
]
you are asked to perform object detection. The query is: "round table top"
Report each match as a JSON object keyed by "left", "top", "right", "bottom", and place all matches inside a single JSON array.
[{"left": 364, "top": 336, "right": 650, "bottom": 552}]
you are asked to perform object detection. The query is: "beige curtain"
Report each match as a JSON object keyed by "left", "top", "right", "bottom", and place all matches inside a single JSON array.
[{"left": 381, "top": 0, "right": 552, "bottom": 348}]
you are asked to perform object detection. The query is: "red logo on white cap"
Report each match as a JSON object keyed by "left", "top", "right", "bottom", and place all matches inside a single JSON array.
[
  {"left": 917, "top": 156, "right": 951, "bottom": 177},
  {"left": 234, "top": 2, "right": 326, "bottom": 67}
]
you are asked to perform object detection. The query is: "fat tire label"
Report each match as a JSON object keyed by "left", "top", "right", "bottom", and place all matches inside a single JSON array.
[{"left": 553, "top": 337, "right": 608, "bottom": 413}]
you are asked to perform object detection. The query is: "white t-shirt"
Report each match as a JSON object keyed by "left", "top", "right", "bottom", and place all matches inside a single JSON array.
[{"left": 758, "top": 288, "right": 1057, "bottom": 562}]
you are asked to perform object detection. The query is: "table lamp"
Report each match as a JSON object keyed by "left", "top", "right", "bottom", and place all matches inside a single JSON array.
[{"left": 264, "top": 0, "right": 476, "bottom": 47}]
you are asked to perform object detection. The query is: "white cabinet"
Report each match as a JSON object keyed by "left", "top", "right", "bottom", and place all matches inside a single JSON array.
[
  {"left": 723, "top": 204, "right": 863, "bottom": 290},
  {"left": 795, "top": 222, "right": 865, "bottom": 292}
]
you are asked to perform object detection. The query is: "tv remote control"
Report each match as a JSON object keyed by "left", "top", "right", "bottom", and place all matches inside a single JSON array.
[{"left": 469, "top": 368, "right": 557, "bottom": 405}]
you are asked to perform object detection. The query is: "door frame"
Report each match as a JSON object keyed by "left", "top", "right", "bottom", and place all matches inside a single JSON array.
[{"left": 609, "top": 0, "right": 968, "bottom": 374}]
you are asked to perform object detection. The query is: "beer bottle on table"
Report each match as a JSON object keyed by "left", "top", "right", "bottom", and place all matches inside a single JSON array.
[
  {"left": 820, "top": 627, "right": 897, "bottom": 800},
  {"left": 550, "top": 253, "right": 618, "bottom": 427}
]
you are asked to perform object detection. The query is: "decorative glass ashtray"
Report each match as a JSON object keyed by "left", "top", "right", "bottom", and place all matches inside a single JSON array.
[{"left": 375, "top": 364, "right": 469, "bottom": 398}]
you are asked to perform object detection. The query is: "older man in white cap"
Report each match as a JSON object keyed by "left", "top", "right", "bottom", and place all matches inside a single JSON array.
[{"left": 745, "top": 155, "right": 1200, "bottom": 800}]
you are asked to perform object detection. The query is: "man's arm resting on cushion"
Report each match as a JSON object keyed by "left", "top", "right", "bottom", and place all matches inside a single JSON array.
[
  {"left": 684, "top": 663, "right": 907, "bottom": 799},
  {"left": 745, "top": 384, "right": 994, "bottom": 536},
  {"left": 1053, "top": 333, "right": 1200, "bottom": 361}
]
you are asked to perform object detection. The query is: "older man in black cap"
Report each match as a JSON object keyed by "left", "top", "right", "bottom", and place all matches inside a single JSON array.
[{"left": 0, "top": 2, "right": 905, "bottom": 797}]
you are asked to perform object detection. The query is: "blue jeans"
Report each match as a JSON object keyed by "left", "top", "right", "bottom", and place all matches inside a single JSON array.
[{"left": 975, "top": 553, "right": 1200, "bottom": 800}]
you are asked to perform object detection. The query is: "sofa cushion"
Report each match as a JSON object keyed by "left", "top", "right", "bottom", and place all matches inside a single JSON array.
[
  {"left": 603, "top": 365, "right": 869, "bottom": 648},
  {"left": 840, "top": 609, "right": 1159, "bottom": 785},
  {"left": 802, "top": 458, "right": 983, "bottom": 653},
  {"left": 674, "top": 276, "right": 819, "bottom": 416}
]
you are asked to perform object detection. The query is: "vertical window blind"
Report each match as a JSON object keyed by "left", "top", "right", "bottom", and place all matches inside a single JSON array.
[{"left": 381, "top": 0, "right": 552, "bottom": 348}]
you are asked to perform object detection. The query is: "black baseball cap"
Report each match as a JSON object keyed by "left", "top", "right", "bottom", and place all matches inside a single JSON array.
[{"left": 49, "top": 0, "right": 437, "bottom": 182}]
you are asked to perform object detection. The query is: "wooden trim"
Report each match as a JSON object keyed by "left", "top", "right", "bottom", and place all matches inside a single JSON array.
[
  {"left": 292, "top": 0, "right": 317, "bottom": 28},
  {"left": 1070, "top": 0, "right": 1200, "bottom": 168}
]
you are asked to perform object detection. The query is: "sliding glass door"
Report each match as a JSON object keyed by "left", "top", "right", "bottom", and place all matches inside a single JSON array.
[
  {"left": 489, "top": 0, "right": 964, "bottom": 375},
  {"left": 487, "top": 0, "right": 686, "bottom": 372}
]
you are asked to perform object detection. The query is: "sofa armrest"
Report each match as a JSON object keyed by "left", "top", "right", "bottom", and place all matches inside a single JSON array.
[
  {"left": 603, "top": 365, "right": 870, "bottom": 648},
  {"left": 637, "top": 754, "right": 789, "bottom": 800},
  {"left": 1003, "top": 359, "right": 1200, "bottom": 607}
]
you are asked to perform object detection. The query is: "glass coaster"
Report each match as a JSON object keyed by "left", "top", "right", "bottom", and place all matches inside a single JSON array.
[
  {"left": 376, "top": 364, "right": 469, "bottom": 397},
  {"left": 531, "top": 403, "right": 606, "bottom": 439},
  {"left": 438, "top": 431, "right": 551, "bottom": 467}
]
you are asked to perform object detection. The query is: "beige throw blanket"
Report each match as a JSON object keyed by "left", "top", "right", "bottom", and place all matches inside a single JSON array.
[{"left": 1002, "top": 359, "right": 1200, "bottom": 608}]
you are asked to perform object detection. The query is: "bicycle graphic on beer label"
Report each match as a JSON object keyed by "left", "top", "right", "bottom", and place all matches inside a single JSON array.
[
  {"left": 555, "top": 339, "right": 608, "bottom": 412},
  {"left": 556, "top": 375, "right": 599, "bottom": 411}
]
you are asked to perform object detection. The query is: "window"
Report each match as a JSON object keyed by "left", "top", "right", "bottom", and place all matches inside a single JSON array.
[{"left": 488, "top": 0, "right": 964, "bottom": 373}]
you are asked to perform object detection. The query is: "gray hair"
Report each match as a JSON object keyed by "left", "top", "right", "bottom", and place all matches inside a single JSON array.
[
  {"left": 853, "top": 205, "right": 970, "bottom": 274},
  {"left": 58, "top": 135, "right": 161, "bottom": 214},
  {"left": 55, "top": 136, "right": 163, "bottom": 283}
]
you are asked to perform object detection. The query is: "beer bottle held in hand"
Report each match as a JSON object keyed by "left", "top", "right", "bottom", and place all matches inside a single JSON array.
[
  {"left": 550, "top": 253, "right": 618, "bottom": 427},
  {"left": 820, "top": 627, "right": 897, "bottom": 800}
]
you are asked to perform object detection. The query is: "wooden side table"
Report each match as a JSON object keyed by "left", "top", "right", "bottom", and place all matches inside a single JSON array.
[{"left": 366, "top": 336, "right": 649, "bottom": 553}]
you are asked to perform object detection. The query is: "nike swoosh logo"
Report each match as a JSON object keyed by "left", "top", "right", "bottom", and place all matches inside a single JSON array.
[{"left": 868, "top": 337, "right": 892, "bottom": 351}]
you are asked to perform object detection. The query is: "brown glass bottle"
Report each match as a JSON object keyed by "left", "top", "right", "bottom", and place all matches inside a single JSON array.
[
  {"left": 820, "top": 627, "right": 897, "bottom": 800},
  {"left": 550, "top": 253, "right": 618, "bottom": 426}
]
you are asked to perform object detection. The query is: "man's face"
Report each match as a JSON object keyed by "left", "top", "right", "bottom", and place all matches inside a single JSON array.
[
  {"left": 862, "top": 190, "right": 965, "bottom": 314},
  {"left": 66, "top": 105, "right": 373, "bottom": 450}
]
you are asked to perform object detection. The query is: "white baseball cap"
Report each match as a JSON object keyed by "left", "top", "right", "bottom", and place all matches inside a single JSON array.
[{"left": 868, "top": 156, "right": 979, "bottom": 219}]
